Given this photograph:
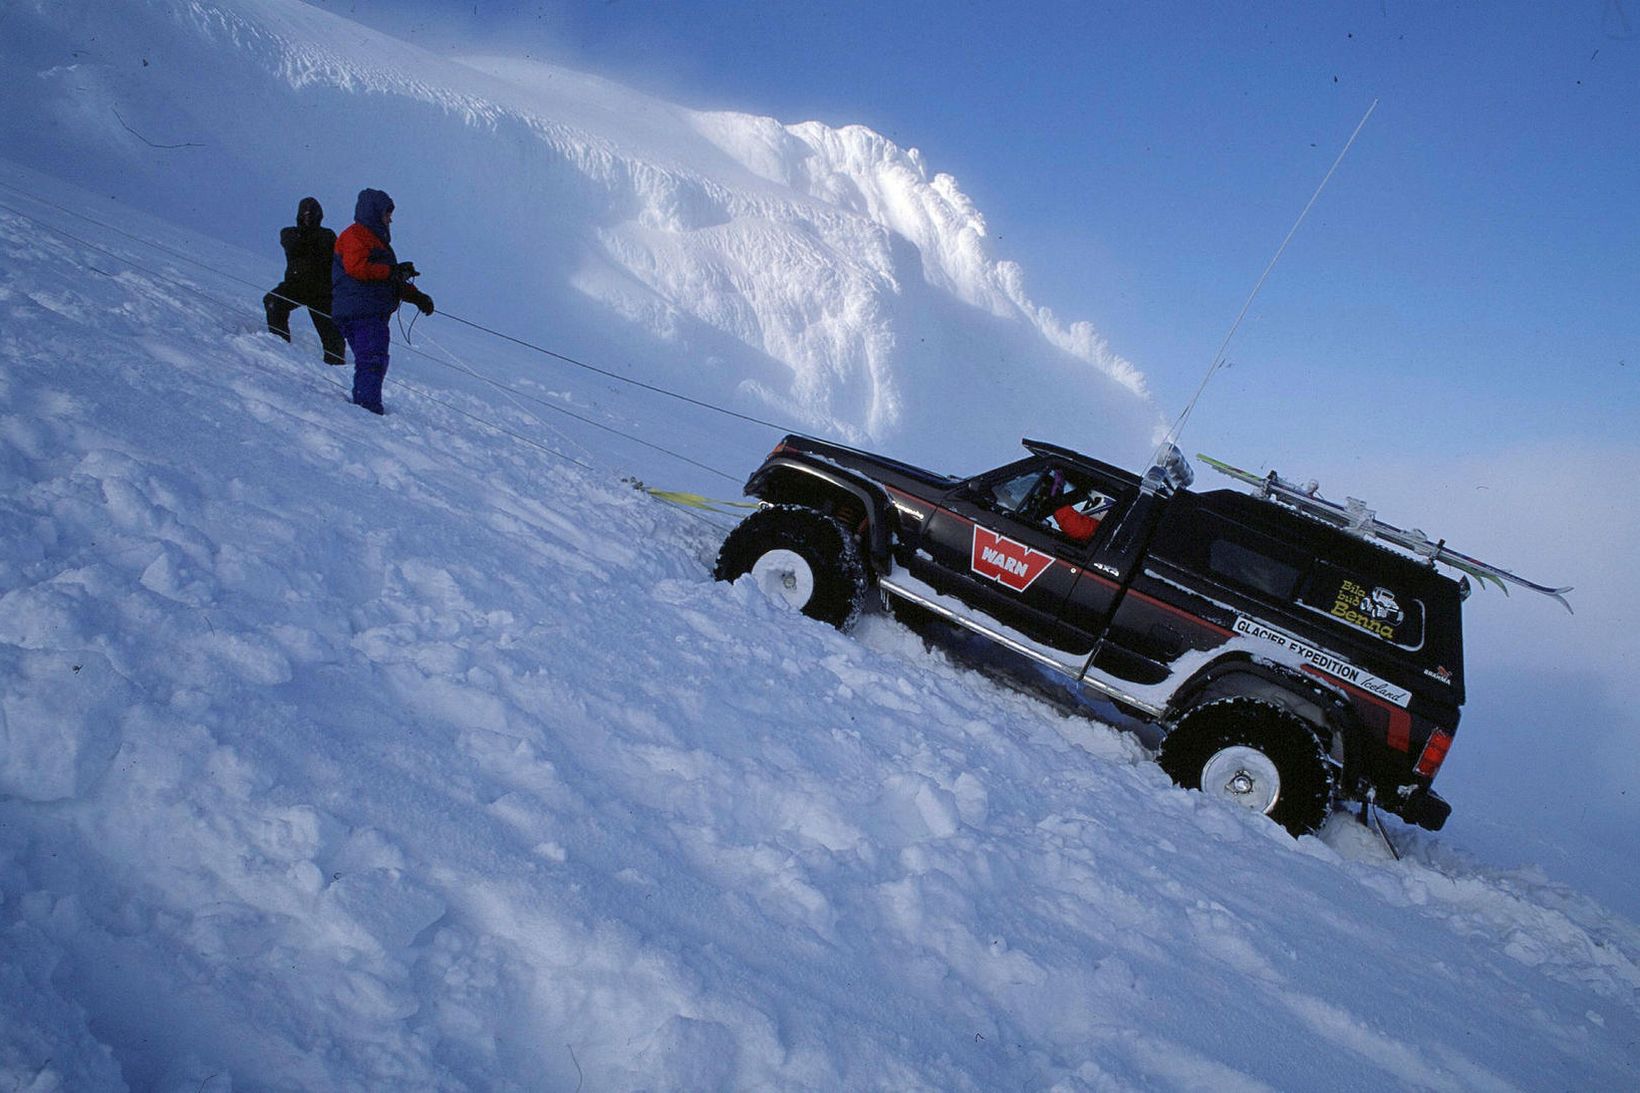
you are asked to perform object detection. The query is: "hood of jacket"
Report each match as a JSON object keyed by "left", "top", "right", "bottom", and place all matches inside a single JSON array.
[
  {"left": 353, "top": 188, "right": 394, "bottom": 245},
  {"left": 296, "top": 196, "right": 323, "bottom": 228}
]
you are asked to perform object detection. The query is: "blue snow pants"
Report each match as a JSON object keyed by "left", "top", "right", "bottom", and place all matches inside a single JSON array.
[{"left": 339, "top": 316, "right": 391, "bottom": 413}]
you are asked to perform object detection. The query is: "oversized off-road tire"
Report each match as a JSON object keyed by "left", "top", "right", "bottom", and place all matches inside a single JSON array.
[
  {"left": 1157, "top": 698, "right": 1335, "bottom": 836},
  {"left": 714, "top": 505, "right": 868, "bottom": 630}
]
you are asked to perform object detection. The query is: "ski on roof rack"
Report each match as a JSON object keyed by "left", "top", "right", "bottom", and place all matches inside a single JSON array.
[{"left": 1197, "top": 454, "right": 1573, "bottom": 613}]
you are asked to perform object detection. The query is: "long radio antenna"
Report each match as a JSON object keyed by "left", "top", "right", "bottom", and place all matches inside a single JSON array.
[{"left": 1157, "top": 99, "right": 1379, "bottom": 461}]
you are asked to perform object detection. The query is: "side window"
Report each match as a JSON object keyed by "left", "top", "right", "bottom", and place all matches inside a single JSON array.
[
  {"left": 972, "top": 463, "right": 1131, "bottom": 547},
  {"left": 1299, "top": 565, "right": 1426, "bottom": 649},
  {"left": 1208, "top": 538, "right": 1301, "bottom": 601},
  {"left": 987, "top": 471, "right": 1044, "bottom": 516}
]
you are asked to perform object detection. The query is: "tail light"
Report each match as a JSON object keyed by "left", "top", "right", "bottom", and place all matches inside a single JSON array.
[{"left": 1415, "top": 728, "right": 1453, "bottom": 778}]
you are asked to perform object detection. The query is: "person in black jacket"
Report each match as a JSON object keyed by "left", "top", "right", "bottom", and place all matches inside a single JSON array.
[{"left": 264, "top": 196, "right": 346, "bottom": 365}]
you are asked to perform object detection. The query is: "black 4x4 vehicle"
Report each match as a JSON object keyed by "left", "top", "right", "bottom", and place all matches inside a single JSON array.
[{"left": 715, "top": 436, "right": 1570, "bottom": 835}]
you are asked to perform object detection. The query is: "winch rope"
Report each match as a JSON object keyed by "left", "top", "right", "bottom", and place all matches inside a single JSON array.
[
  {"left": 0, "top": 177, "right": 796, "bottom": 436},
  {"left": 0, "top": 195, "right": 615, "bottom": 480},
  {"left": 437, "top": 312, "right": 789, "bottom": 433},
  {"left": 0, "top": 186, "right": 762, "bottom": 495}
]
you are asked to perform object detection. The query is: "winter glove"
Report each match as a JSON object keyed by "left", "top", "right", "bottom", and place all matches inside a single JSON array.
[
  {"left": 389, "top": 261, "right": 420, "bottom": 286},
  {"left": 407, "top": 288, "right": 435, "bottom": 316}
]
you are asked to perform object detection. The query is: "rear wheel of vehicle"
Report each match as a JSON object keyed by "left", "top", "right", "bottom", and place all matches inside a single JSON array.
[
  {"left": 1157, "top": 698, "right": 1334, "bottom": 836},
  {"left": 714, "top": 505, "right": 868, "bottom": 630}
]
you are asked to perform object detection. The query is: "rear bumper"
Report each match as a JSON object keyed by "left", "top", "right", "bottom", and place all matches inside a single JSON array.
[{"left": 1390, "top": 786, "right": 1451, "bottom": 831}]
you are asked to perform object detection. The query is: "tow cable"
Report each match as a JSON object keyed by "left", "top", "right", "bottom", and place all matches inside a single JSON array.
[{"left": 1359, "top": 794, "right": 1403, "bottom": 861}]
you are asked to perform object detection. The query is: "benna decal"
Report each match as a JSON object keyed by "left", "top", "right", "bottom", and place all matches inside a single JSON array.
[
  {"left": 1233, "top": 616, "right": 1413, "bottom": 708},
  {"left": 1330, "top": 578, "right": 1405, "bottom": 642},
  {"left": 971, "top": 527, "right": 1055, "bottom": 592}
]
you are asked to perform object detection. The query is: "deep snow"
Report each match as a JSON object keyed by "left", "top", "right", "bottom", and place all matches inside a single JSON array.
[{"left": 2, "top": 2, "right": 1637, "bottom": 1089}]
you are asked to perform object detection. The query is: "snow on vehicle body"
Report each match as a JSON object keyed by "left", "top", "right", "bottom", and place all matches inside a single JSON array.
[{"left": 716, "top": 434, "right": 1557, "bottom": 835}]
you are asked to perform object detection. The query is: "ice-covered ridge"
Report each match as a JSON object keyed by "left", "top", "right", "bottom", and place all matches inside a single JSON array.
[
  {"left": 689, "top": 112, "right": 1148, "bottom": 396},
  {"left": 2, "top": 0, "right": 1155, "bottom": 469},
  {"left": 221, "top": 1, "right": 1150, "bottom": 399}
]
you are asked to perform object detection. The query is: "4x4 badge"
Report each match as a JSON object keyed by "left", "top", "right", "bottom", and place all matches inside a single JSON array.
[{"left": 971, "top": 527, "right": 1054, "bottom": 592}]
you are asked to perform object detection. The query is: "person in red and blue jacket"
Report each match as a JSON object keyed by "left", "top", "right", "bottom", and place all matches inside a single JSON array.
[{"left": 331, "top": 188, "right": 434, "bottom": 415}]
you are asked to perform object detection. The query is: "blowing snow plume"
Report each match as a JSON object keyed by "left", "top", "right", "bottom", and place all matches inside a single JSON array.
[{"left": 0, "top": 0, "right": 1157, "bottom": 474}]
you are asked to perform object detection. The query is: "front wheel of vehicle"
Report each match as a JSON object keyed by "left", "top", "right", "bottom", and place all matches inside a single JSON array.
[
  {"left": 1157, "top": 698, "right": 1334, "bottom": 836},
  {"left": 714, "top": 505, "right": 868, "bottom": 630}
]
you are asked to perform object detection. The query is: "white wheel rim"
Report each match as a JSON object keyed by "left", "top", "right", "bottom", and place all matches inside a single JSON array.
[
  {"left": 1200, "top": 745, "right": 1282, "bottom": 815},
  {"left": 750, "top": 549, "right": 815, "bottom": 611}
]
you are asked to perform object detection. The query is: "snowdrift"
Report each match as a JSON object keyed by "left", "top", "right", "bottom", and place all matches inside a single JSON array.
[{"left": 0, "top": 0, "right": 1157, "bottom": 477}]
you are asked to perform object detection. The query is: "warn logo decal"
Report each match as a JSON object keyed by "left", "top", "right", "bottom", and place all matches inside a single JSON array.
[{"left": 971, "top": 527, "right": 1054, "bottom": 592}]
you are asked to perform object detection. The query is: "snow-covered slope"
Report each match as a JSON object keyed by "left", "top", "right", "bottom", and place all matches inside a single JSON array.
[
  {"left": 4, "top": 157, "right": 1639, "bottom": 1092},
  {"left": 0, "top": 0, "right": 1155, "bottom": 478},
  {"left": 3, "top": 2, "right": 1639, "bottom": 1089}
]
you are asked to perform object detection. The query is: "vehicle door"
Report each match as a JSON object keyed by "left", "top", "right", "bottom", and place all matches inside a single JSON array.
[
  {"left": 1101, "top": 502, "right": 1309, "bottom": 682},
  {"left": 910, "top": 460, "right": 1134, "bottom": 652}
]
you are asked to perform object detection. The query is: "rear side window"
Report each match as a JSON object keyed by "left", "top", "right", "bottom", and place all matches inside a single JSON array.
[
  {"left": 1155, "top": 504, "right": 1444, "bottom": 660},
  {"left": 1208, "top": 538, "right": 1301, "bottom": 601},
  {"left": 1299, "top": 564, "right": 1425, "bottom": 650},
  {"left": 1155, "top": 509, "right": 1306, "bottom": 603}
]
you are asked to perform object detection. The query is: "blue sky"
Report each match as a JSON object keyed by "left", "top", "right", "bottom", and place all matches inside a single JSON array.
[{"left": 327, "top": 0, "right": 1638, "bottom": 468}]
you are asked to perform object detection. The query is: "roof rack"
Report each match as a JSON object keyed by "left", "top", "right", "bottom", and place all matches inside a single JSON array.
[{"left": 1198, "top": 454, "right": 1572, "bottom": 613}]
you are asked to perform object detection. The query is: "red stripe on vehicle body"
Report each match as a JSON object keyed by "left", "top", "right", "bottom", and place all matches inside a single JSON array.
[
  {"left": 883, "top": 485, "right": 1414, "bottom": 726},
  {"left": 1120, "top": 585, "right": 1231, "bottom": 636},
  {"left": 1386, "top": 709, "right": 1412, "bottom": 752},
  {"left": 888, "top": 488, "right": 1089, "bottom": 580}
]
